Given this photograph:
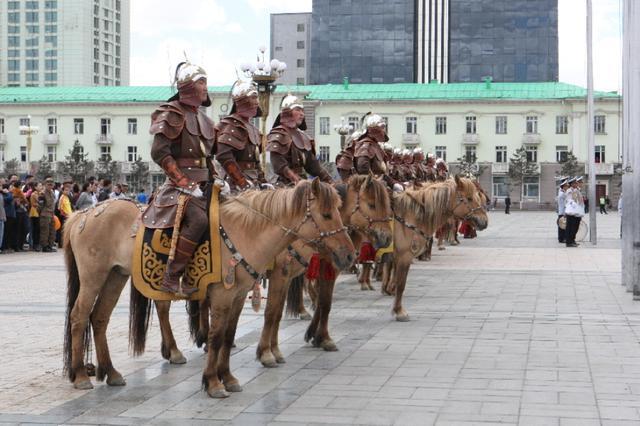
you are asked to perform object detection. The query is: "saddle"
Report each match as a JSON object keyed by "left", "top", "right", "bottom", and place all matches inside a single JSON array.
[{"left": 131, "top": 188, "right": 222, "bottom": 301}]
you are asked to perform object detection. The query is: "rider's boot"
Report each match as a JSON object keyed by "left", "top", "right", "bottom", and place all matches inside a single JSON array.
[{"left": 161, "top": 236, "right": 199, "bottom": 296}]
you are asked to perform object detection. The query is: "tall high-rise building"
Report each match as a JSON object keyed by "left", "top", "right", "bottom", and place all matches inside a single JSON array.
[
  {"left": 0, "top": 0, "right": 130, "bottom": 87},
  {"left": 270, "top": 12, "right": 311, "bottom": 86},
  {"left": 416, "top": 0, "right": 449, "bottom": 83}
]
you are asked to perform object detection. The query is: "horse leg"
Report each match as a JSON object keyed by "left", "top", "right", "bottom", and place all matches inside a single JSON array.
[
  {"left": 392, "top": 259, "right": 412, "bottom": 322},
  {"left": 69, "top": 281, "right": 103, "bottom": 390},
  {"left": 202, "top": 287, "right": 229, "bottom": 398},
  {"left": 198, "top": 296, "right": 210, "bottom": 352},
  {"left": 90, "top": 269, "right": 128, "bottom": 387},
  {"left": 307, "top": 279, "right": 318, "bottom": 310},
  {"left": 296, "top": 278, "right": 311, "bottom": 320},
  {"left": 358, "top": 264, "right": 372, "bottom": 290},
  {"left": 425, "top": 237, "right": 433, "bottom": 260},
  {"left": 258, "top": 275, "right": 289, "bottom": 368},
  {"left": 314, "top": 278, "right": 338, "bottom": 351},
  {"left": 155, "top": 301, "right": 187, "bottom": 364},
  {"left": 217, "top": 295, "right": 245, "bottom": 393},
  {"left": 381, "top": 259, "right": 393, "bottom": 296}
]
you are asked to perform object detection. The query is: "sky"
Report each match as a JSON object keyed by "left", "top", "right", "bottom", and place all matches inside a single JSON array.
[{"left": 130, "top": 0, "right": 623, "bottom": 92}]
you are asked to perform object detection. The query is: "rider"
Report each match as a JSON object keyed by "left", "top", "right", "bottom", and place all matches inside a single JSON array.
[
  {"left": 143, "top": 61, "right": 215, "bottom": 295},
  {"left": 435, "top": 158, "right": 449, "bottom": 182},
  {"left": 267, "top": 94, "right": 333, "bottom": 185},
  {"left": 411, "top": 147, "right": 428, "bottom": 184},
  {"left": 424, "top": 152, "right": 437, "bottom": 182},
  {"left": 215, "top": 80, "right": 266, "bottom": 192}
]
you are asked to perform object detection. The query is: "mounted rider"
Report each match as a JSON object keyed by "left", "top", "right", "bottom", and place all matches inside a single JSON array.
[
  {"left": 143, "top": 61, "right": 215, "bottom": 295},
  {"left": 215, "top": 80, "right": 265, "bottom": 192},
  {"left": 435, "top": 158, "right": 449, "bottom": 181},
  {"left": 267, "top": 94, "right": 333, "bottom": 185},
  {"left": 424, "top": 152, "right": 437, "bottom": 182},
  {"left": 411, "top": 147, "right": 428, "bottom": 184}
]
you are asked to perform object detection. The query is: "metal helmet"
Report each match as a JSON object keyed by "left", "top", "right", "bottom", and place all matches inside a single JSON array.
[
  {"left": 280, "top": 94, "right": 304, "bottom": 111},
  {"left": 231, "top": 79, "right": 257, "bottom": 100},
  {"left": 382, "top": 142, "right": 394, "bottom": 153},
  {"left": 364, "top": 113, "right": 385, "bottom": 129},
  {"left": 175, "top": 61, "right": 207, "bottom": 85},
  {"left": 393, "top": 148, "right": 402, "bottom": 155}
]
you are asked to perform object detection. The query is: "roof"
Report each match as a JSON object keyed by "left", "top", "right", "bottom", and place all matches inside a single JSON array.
[{"left": 0, "top": 82, "right": 619, "bottom": 105}]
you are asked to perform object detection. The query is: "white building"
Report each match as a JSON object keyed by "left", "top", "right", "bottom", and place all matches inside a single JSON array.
[
  {"left": 270, "top": 12, "right": 311, "bottom": 86},
  {"left": 0, "top": 0, "right": 130, "bottom": 87},
  {"left": 0, "top": 82, "right": 621, "bottom": 207}
]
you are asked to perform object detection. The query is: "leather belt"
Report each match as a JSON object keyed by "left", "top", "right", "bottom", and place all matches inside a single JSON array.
[
  {"left": 237, "top": 161, "right": 260, "bottom": 170},
  {"left": 177, "top": 158, "right": 207, "bottom": 168}
]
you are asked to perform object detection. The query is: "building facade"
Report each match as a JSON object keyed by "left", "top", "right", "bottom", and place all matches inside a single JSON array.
[
  {"left": 0, "top": 82, "right": 620, "bottom": 207},
  {"left": 448, "top": 0, "right": 558, "bottom": 82},
  {"left": 270, "top": 12, "right": 311, "bottom": 86},
  {"left": 0, "top": 0, "right": 130, "bottom": 87}
]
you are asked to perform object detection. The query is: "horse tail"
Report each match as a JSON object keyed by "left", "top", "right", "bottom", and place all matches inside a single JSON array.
[
  {"left": 187, "top": 300, "right": 202, "bottom": 345},
  {"left": 285, "top": 274, "right": 305, "bottom": 318},
  {"left": 128, "top": 283, "right": 153, "bottom": 356},
  {"left": 62, "top": 213, "right": 91, "bottom": 382}
]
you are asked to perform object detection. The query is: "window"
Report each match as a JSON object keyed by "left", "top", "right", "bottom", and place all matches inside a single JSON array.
[
  {"left": 45, "top": 1, "right": 58, "bottom": 8},
  {"left": 47, "top": 146, "right": 57, "bottom": 162},
  {"left": 26, "top": 12, "right": 39, "bottom": 23},
  {"left": 406, "top": 117, "right": 417, "bottom": 134},
  {"left": 495, "top": 116, "right": 507, "bottom": 134},
  {"left": 296, "top": 77, "right": 305, "bottom": 85},
  {"left": 556, "top": 146, "right": 568, "bottom": 163},
  {"left": 45, "top": 59, "right": 57, "bottom": 70},
  {"left": 127, "top": 146, "right": 137, "bottom": 162},
  {"left": 127, "top": 118, "right": 137, "bottom": 135},
  {"left": 8, "top": 1, "right": 19, "bottom": 9},
  {"left": 26, "top": 1, "right": 39, "bottom": 9},
  {"left": 48, "top": 118, "right": 57, "bottom": 134},
  {"left": 20, "top": 146, "right": 28, "bottom": 162},
  {"left": 26, "top": 37, "right": 39, "bottom": 47},
  {"left": 103, "top": 20, "right": 110, "bottom": 31},
  {"left": 45, "top": 50, "right": 57, "bottom": 57},
  {"left": 26, "top": 60, "right": 39, "bottom": 71},
  {"left": 297, "top": 59, "right": 305, "bottom": 68},
  {"left": 45, "top": 24, "right": 57, "bottom": 33},
  {"left": 20, "top": 117, "right": 31, "bottom": 127},
  {"left": 27, "top": 25, "right": 39, "bottom": 34},
  {"left": 100, "top": 118, "right": 111, "bottom": 135},
  {"left": 525, "top": 145, "right": 538, "bottom": 163},
  {"left": 464, "top": 145, "right": 477, "bottom": 162},
  {"left": 8, "top": 74, "right": 20, "bottom": 82},
  {"left": 26, "top": 73, "right": 39, "bottom": 82},
  {"left": 556, "top": 115, "right": 569, "bottom": 134},
  {"left": 8, "top": 12, "right": 20, "bottom": 23},
  {"left": 151, "top": 174, "right": 164, "bottom": 191},
  {"left": 45, "top": 11, "right": 57, "bottom": 22},
  {"left": 347, "top": 116, "right": 359, "bottom": 133},
  {"left": 275, "top": 46, "right": 283, "bottom": 52},
  {"left": 45, "top": 36, "right": 57, "bottom": 46},
  {"left": 8, "top": 36, "right": 20, "bottom": 47},
  {"left": 495, "top": 146, "right": 507, "bottom": 163},
  {"left": 100, "top": 146, "right": 111, "bottom": 161},
  {"left": 595, "top": 115, "right": 606, "bottom": 134},
  {"left": 26, "top": 49, "right": 39, "bottom": 57},
  {"left": 492, "top": 176, "right": 509, "bottom": 198},
  {"left": 8, "top": 26, "right": 19, "bottom": 34},
  {"left": 8, "top": 60, "right": 20, "bottom": 71},
  {"left": 319, "top": 117, "right": 330, "bottom": 135},
  {"left": 0, "top": 118, "right": 4, "bottom": 134},
  {"left": 318, "top": 146, "right": 330, "bottom": 163},
  {"left": 74, "top": 118, "right": 84, "bottom": 134},
  {"left": 523, "top": 176, "right": 539, "bottom": 198},
  {"left": 595, "top": 145, "right": 605, "bottom": 163},
  {"left": 526, "top": 116, "right": 538, "bottom": 134},
  {"left": 297, "top": 40, "right": 305, "bottom": 49},
  {"left": 465, "top": 116, "right": 477, "bottom": 134},
  {"left": 435, "top": 116, "right": 446, "bottom": 134},
  {"left": 435, "top": 146, "right": 447, "bottom": 161},
  {"left": 8, "top": 50, "right": 20, "bottom": 57},
  {"left": 0, "top": 146, "right": 4, "bottom": 162},
  {"left": 297, "top": 23, "right": 305, "bottom": 32}
]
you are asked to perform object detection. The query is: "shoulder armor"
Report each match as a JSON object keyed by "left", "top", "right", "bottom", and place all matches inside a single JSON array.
[
  {"left": 266, "top": 127, "right": 292, "bottom": 155},
  {"left": 354, "top": 138, "right": 377, "bottom": 159},
  {"left": 149, "top": 101, "right": 185, "bottom": 140},
  {"left": 216, "top": 116, "right": 248, "bottom": 150}
]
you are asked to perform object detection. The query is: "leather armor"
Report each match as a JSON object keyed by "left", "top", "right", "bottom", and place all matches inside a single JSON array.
[
  {"left": 353, "top": 136, "right": 387, "bottom": 175},
  {"left": 215, "top": 114, "right": 264, "bottom": 189}
]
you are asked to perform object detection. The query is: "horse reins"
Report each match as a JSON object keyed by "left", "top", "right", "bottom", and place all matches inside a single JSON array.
[{"left": 346, "top": 190, "right": 392, "bottom": 235}]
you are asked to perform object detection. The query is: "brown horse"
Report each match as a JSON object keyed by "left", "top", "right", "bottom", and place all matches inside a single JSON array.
[
  {"left": 381, "top": 176, "right": 488, "bottom": 321},
  {"left": 63, "top": 180, "right": 355, "bottom": 395},
  {"left": 256, "top": 174, "right": 392, "bottom": 367}
]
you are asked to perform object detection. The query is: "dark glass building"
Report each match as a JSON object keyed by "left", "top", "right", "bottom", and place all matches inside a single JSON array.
[
  {"left": 448, "top": 0, "right": 558, "bottom": 82},
  {"left": 310, "top": 0, "right": 416, "bottom": 84}
]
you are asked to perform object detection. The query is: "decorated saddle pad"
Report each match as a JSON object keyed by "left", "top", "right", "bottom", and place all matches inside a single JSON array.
[{"left": 131, "top": 188, "right": 222, "bottom": 301}]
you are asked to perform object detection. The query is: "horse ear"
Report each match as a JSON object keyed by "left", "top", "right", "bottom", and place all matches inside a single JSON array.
[
  {"left": 311, "top": 177, "right": 321, "bottom": 196},
  {"left": 455, "top": 174, "right": 463, "bottom": 189}
]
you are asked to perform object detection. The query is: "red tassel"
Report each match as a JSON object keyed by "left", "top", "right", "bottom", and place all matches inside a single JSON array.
[
  {"left": 358, "top": 242, "right": 376, "bottom": 263},
  {"left": 320, "top": 259, "right": 336, "bottom": 280},
  {"left": 306, "top": 253, "right": 321, "bottom": 280}
]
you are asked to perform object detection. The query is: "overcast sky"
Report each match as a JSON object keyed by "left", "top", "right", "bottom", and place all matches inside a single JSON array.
[{"left": 130, "top": 0, "right": 622, "bottom": 92}]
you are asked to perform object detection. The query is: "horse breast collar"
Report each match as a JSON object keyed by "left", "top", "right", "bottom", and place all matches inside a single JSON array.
[
  {"left": 219, "top": 225, "right": 263, "bottom": 290},
  {"left": 348, "top": 190, "right": 392, "bottom": 233}
]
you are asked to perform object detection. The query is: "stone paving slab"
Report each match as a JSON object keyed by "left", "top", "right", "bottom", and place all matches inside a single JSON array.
[{"left": 0, "top": 211, "right": 637, "bottom": 425}]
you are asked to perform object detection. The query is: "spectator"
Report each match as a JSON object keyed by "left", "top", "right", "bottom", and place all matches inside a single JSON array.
[
  {"left": 29, "top": 182, "right": 43, "bottom": 251},
  {"left": 599, "top": 195, "right": 608, "bottom": 214},
  {"left": 57, "top": 181, "right": 73, "bottom": 248},
  {"left": 11, "top": 181, "right": 28, "bottom": 251},
  {"left": 504, "top": 195, "right": 511, "bottom": 214},
  {"left": 0, "top": 180, "right": 6, "bottom": 254},
  {"left": 71, "top": 183, "right": 81, "bottom": 207},
  {"left": 136, "top": 188, "right": 148, "bottom": 204},
  {"left": 97, "top": 178, "right": 112, "bottom": 202},
  {"left": 2, "top": 183, "right": 16, "bottom": 252},
  {"left": 110, "top": 183, "right": 127, "bottom": 200},
  {"left": 75, "top": 182, "right": 97, "bottom": 210},
  {"left": 39, "top": 178, "right": 57, "bottom": 252}
]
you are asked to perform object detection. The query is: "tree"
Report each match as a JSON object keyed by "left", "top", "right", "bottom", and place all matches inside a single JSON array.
[
  {"left": 3, "top": 158, "right": 19, "bottom": 177},
  {"left": 95, "top": 153, "right": 120, "bottom": 181},
  {"left": 61, "top": 140, "right": 94, "bottom": 183},
  {"left": 508, "top": 146, "right": 539, "bottom": 208},
  {"left": 129, "top": 156, "right": 149, "bottom": 192},
  {"left": 559, "top": 150, "right": 582, "bottom": 178},
  {"left": 36, "top": 156, "right": 54, "bottom": 181},
  {"left": 455, "top": 152, "right": 487, "bottom": 179}
]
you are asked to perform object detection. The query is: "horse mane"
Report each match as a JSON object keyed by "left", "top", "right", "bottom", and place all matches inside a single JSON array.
[
  {"left": 220, "top": 180, "right": 341, "bottom": 233},
  {"left": 347, "top": 175, "right": 390, "bottom": 212},
  {"left": 394, "top": 179, "right": 455, "bottom": 230}
]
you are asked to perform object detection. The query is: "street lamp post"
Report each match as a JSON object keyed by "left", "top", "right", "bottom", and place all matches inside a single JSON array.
[
  {"left": 334, "top": 117, "right": 352, "bottom": 150},
  {"left": 19, "top": 114, "right": 39, "bottom": 174},
  {"left": 240, "top": 47, "right": 286, "bottom": 175}
]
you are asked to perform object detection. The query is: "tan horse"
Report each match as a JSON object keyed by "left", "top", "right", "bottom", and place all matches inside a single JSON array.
[
  {"left": 256, "top": 174, "right": 393, "bottom": 367},
  {"left": 63, "top": 180, "right": 355, "bottom": 396},
  {"left": 381, "top": 176, "right": 488, "bottom": 321}
]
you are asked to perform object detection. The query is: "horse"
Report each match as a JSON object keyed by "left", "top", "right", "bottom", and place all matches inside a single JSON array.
[
  {"left": 256, "top": 174, "right": 393, "bottom": 367},
  {"left": 380, "top": 176, "right": 488, "bottom": 321},
  {"left": 63, "top": 179, "right": 355, "bottom": 396}
]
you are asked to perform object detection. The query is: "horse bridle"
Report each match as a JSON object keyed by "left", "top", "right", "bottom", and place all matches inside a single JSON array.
[
  {"left": 346, "top": 190, "right": 392, "bottom": 235},
  {"left": 449, "top": 192, "right": 484, "bottom": 222}
]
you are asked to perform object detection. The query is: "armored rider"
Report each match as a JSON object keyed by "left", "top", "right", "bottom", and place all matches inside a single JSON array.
[
  {"left": 215, "top": 80, "right": 265, "bottom": 192},
  {"left": 267, "top": 94, "right": 333, "bottom": 185},
  {"left": 143, "top": 62, "right": 216, "bottom": 295}
]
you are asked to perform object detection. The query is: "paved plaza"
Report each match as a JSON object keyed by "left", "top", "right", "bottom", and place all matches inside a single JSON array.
[{"left": 0, "top": 210, "right": 637, "bottom": 425}]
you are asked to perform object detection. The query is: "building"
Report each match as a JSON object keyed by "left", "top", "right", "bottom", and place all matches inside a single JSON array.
[
  {"left": 270, "top": 13, "right": 311, "bottom": 86},
  {"left": 0, "top": 0, "right": 130, "bottom": 87},
  {"left": 0, "top": 82, "right": 620, "bottom": 207},
  {"left": 448, "top": 0, "right": 559, "bottom": 83},
  {"left": 416, "top": 0, "right": 449, "bottom": 84}
]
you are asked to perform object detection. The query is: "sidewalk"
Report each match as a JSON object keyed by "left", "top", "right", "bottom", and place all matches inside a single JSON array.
[{"left": 0, "top": 211, "right": 636, "bottom": 425}]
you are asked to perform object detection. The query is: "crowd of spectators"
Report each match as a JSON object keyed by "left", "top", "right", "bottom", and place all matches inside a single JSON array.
[{"left": 0, "top": 174, "right": 149, "bottom": 254}]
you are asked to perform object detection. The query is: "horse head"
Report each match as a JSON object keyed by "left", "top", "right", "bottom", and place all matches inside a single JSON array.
[
  {"left": 337, "top": 174, "right": 392, "bottom": 250},
  {"left": 452, "top": 175, "right": 488, "bottom": 231}
]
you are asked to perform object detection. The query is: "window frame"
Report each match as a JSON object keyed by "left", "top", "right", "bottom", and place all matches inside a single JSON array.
[
  {"left": 405, "top": 116, "right": 418, "bottom": 134},
  {"left": 525, "top": 145, "right": 538, "bottom": 163},
  {"left": 495, "top": 145, "right": 507, "bottom": 163},
  {"left": 595, "top": 145, "right": 605, "bottom": 163},
  {"left": 435, "top": 116, "right": 447, "bottom": 135},
  {"left": 47, "top": 118, "right": 57, "bottom": 135},
  {"left": 556, "top": 145, "right": 569, "bottom": 163},
  {"left": 319, "top": 117, "right": 330, "bottom": 135},
  {"left": 127, "top": 118, "right": 137, "bottom": 135},
  {"left": 495, "top": 116, "right": 507, "bottom": 134},
  {"left": 526, "top": 115, "right": 538, "bottom": 134},
  {"left": 556, "top": 115, "right": 569, "bottom": 134},
  {"left": 127, "top": 146, "right": 137, "bottom": 162},
  {"left": 465, "top": 116, "right": 477, "bottom": 134},
  {"left": 594, "top": 115, "right": 606, "bottom": 134},
  {"left": 435, "top": 145, "right": 447, "bottom": 162}
]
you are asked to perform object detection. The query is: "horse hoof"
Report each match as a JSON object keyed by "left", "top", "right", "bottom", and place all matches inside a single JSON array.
[
  {"left": 107, "top": 376, "right": 126, "bottom": 386},
  {"left": 438, "top": 247, "right": 445, "bottom": 251},
  {"left": 260, "top": 352, "right": 278, "bottom": 368},
  {"left": 225, "top": 382, "right": 243, "bottom": 393},
  {"left": 207, "top": 388, "right": 230, "bottom": 399},
  {"left": 367, "top": 284, "right": 375, "bottom": 291},
  {"left": 276, "top": 356, "right": 286, "bottom": 364},
  {"left": 170, "top": 353, "right": 187, "bottom": 364},
  {"left": 74, "top": 379, "right": 94, "bottom": 390},
  {"left": 395, "top": 313, "right": 410, "bottom": 322},
  {"left": 299, "top": 311, "right": 312, "bottom": 321},
  {"left": 86, "top": 363, "right": 96, "bottom": 377},
  {"left": 202, "top": 344, "right": 208, "bottom": 353},
  {"left": 321, "top": 340, "right": 338, "bottom": 352}
]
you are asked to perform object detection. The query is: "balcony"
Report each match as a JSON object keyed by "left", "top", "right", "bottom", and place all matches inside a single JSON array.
[
  {"left": 0, "top": 134, "right": 7, "bottom": 144},
  {"left": 149, "top": 162, "right": 162, "bottom": 173},
  {"left": 521, "top": 133, "right": 542, "bottom": 145},
  {"left": 462, "top": 133, "right": 480, "bottom": 145},
  {"left": 95, "top": 134, "right": 114, "bottom": 144},
  {"left": 43, "top": 134, "right": 59, "bottom": 144},
  {"left": 121, "top": 162, "right": 133, "bottom": 174},
  {"left": 585, "top": 162, "right": 614, "bottom": 175},
  {"left": 492, "top": 163, "right": 509, "bottom": 174},
  {"left": 402, "top": 133, "right": 421, "bottom": 144}
]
